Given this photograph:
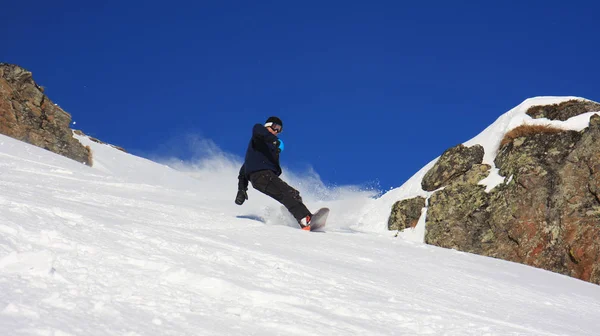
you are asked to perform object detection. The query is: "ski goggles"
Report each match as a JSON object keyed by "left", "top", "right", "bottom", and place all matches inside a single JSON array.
[{"left": 265, "top": 122, "right": 282, "bottom": 133}]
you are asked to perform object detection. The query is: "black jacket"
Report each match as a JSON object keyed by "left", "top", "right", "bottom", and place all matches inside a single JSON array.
[{"left": 238, "top": 124, "right": 281, "bottom": 190}]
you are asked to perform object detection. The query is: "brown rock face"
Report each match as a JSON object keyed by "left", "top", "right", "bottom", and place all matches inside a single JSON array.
[
  {"left": 0, "top": 63, "right": 91, "bottom": 165},
  {"left": 388, "top": 196, "right": 426, "bottom": 231},
  {"left": 526, "top": 99, "right": 600, "bottom": 121},
  {"left": 425, "top": 164, "right": 492, "bottom": 252},
  {"left": 487, "top": 129, "right": 582, "bottom": 277},
  {"left": 421, "top": 144, "right": 484, "bottom": 191},
  {"left": 552, "top": 114, "right": 600, "bottom": 282},
  {"left": 391, "top": 101, "right": 600, "bottom": 285}
]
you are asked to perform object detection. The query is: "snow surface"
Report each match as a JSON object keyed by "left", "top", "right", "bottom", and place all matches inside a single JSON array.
[{"left": 1, "top": 98, "right": 600, "bottom": 335}]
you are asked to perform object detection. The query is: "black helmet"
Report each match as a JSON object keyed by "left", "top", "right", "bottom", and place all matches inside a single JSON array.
[{"left": 265, "top": 116, "right": 283, "bottom": 130}]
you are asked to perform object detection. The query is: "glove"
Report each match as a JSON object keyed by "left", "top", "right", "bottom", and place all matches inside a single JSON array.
[
  {"left": 235, "top": 189, "right": 248, "bottom": 205},
  {"left": 274, "top": 139, "right": 284, "bottom": 153}
]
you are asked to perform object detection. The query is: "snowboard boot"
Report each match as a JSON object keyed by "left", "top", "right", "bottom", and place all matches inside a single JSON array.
[{"left": 299, "top": 215, "right": 312, "bottom": 231}]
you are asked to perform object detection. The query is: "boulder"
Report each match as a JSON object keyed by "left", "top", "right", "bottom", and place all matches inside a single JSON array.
[
  {"left": 0, "top": 63, "right": 91, "bottom": 165},
  {"left": 421, "top": 144, "right": 484, "bottom": 191},
  {"left": 388, "top": 196, "right": 426, "bottom": 231}
]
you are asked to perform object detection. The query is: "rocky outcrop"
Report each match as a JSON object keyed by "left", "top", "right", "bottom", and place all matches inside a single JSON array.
[
  {"left": 551, "top": 115, "right": 600, "bottom": 282},
  {"left": 527, "top": 99, "right": 600, "bottom": 121},
  {"left": 73, "top": 130, "right": 126, "bottom": 153},
  {"left": 421, "top": 144, "right": 484, "bottom": 191},
  {"left": 0, "top": 63, "right": 91, "bottom": 165},
  {"left": 425, "top": 164, "right": 491, "bottom": 252},
  {"left": 488, "top": 129, "right": 580, "bottom": 269},
  {"left": 390, "top": 100, "right": 600, "bottom": 285},
  {"left": 388, "top": 196, "right": 426, "bottom": 231}
]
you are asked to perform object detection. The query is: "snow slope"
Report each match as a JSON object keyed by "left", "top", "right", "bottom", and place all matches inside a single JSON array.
[
  {"left": 1, "top": 113, "right": 600, "bottom": 335},
  {"left": 363, "top": 96, "right": 600, "bottom": 243}
]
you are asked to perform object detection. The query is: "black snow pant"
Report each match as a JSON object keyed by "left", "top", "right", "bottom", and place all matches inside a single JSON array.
[{"left": 249, "top": 170, "right": 311, "bottom": 221}]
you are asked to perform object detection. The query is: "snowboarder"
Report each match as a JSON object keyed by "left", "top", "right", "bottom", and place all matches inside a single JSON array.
[{"left": 235, "top": 116, "right": 314, "bottom": 230}]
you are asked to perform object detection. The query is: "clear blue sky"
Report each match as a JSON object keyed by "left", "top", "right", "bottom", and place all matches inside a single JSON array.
[{"left": 3, "top": 1, "right": 599, "bottom": 191}]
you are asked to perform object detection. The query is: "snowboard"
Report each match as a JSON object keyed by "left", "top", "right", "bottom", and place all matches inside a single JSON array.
[{"left": 306, "top": 207, "right": 329, "bottom": 232}]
